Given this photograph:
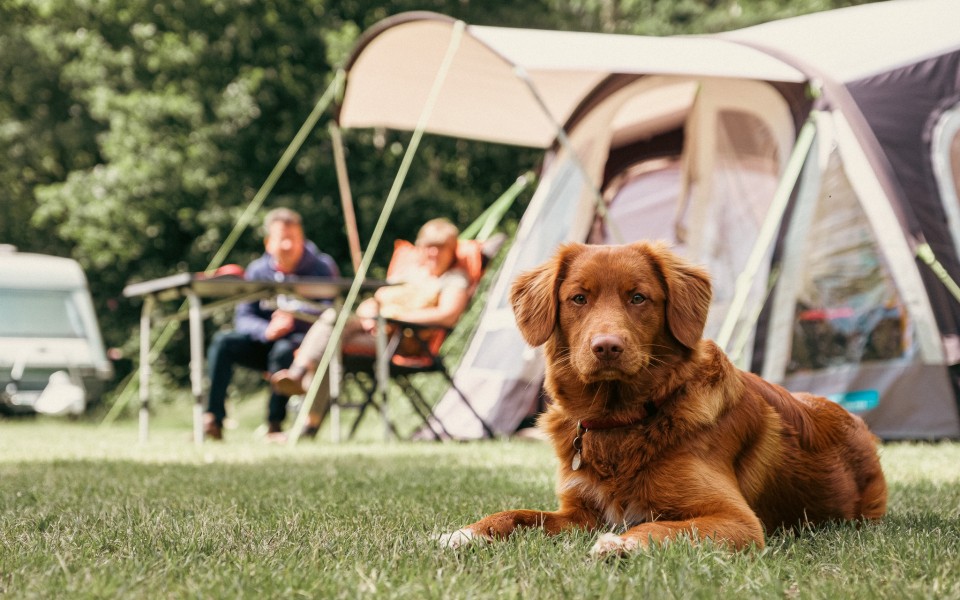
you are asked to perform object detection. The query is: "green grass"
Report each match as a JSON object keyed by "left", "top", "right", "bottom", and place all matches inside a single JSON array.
[{"left": 1, "top": 409, "right": 959, "bottom": 599}]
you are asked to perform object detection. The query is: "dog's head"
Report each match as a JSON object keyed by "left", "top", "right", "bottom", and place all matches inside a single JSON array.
[{"left": 510, "top": 242, "right": 711, "bottom": 383}]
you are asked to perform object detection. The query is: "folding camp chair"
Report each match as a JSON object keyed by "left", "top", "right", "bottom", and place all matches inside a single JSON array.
[{"left": 331, "top": 237, "right": 499, "bottom": 440}]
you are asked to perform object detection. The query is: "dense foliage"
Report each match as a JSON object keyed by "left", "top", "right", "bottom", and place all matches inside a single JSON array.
[{"left": 0, "top": 0, "right": 875, "bottom": 374}]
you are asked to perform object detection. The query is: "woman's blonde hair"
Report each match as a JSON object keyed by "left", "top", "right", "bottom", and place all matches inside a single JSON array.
[{"left": 415, "top": 218, "right": 459, "bottom": 247}]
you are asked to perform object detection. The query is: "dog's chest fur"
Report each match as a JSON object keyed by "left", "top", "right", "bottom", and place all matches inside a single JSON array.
[
  {"left": 540, "top": 342, "right": 767, "bottom": 528},
  {"left": 542, "top": 400, "right": 688, "bottom": 527},
  {"left": 559, "top": 470, "right": 659, "bottom": 528},
  {"left": 557, "top": 428, "right": 676, "bottom": 527}
]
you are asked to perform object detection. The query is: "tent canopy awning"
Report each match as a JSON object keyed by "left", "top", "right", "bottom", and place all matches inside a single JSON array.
[
  {"left": 337, "top": 13, "right": 805, "bottom": 148},
  {"left": 337, "top": 0, "right": 960, "bottom": 148}
]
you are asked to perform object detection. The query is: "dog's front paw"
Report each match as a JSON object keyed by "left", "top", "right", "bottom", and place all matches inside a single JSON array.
[
  {"left": 589, "top": 532, "right": 639, "bottom": 558},
  {"left": 437, "top": 528, "right": 485, "bottom": 549}
]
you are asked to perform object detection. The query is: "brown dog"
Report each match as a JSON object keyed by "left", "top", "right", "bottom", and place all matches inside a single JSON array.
[{"left": 440, "top": 241, "right": 886, "bottom": 556}]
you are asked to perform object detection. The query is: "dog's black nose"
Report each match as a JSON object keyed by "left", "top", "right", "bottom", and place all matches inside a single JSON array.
[{"left": 591, "top": 334, "right": 624, "bottom": 360}]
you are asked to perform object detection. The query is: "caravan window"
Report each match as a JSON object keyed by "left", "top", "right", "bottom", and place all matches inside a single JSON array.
[
  {"left": 786, "top": 150, "right": 914, "bottom": 374},
  {"left": 0, "top": 289, "right": 88, "bottom": 338}
]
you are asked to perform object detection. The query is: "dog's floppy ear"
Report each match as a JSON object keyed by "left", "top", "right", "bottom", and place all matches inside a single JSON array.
[
  {"left": 510, "top": 244, "right": 579, "bottom": 347},
  {"left": 645, "top": 242, "right": 712, "bottom": 350}
]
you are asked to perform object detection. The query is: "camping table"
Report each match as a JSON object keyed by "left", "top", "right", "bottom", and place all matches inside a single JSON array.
[{"left": 122, "top": 273, "right": 386, "bottom": 444}]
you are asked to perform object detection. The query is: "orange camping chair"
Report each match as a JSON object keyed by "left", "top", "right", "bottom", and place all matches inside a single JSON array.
[{"left": 334, "top": 238, "right": 497, "bottom": 440}]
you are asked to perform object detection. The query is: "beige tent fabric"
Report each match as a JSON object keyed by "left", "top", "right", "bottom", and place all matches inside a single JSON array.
[{"left": 338, "top": 18, "right": 803, "bottom": 148}]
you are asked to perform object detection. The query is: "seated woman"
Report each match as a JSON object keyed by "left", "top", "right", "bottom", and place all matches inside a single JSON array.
[{"left": 270, "top": 218, "right": 471, "bottom": 435}]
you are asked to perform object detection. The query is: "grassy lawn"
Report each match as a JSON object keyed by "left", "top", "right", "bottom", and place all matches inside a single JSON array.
[{"left": 1, "top": 403, "right": 959, "bottom": 599}]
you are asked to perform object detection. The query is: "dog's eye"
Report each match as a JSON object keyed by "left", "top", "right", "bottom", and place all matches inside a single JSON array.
[
  {"left": 630, "top": 293, "right": 647, "bottom": 305},
  {"left": 572, "top": 294, "right": 587, "bottom": 305}
]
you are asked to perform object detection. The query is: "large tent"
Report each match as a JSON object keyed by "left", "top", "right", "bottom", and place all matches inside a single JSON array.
[{"left": 336, "top": 0, "right": 960, "bottom": 439}]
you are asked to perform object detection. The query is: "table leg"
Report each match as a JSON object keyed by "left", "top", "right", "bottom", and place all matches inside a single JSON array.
[
  {"left": 187, "top": 291, "right": 205, "bottom": 445},
  {"left": 138, "top": 295, "right": 154, "bottom": 443},
  {"left": 375, "top": 314, "right": 391, "bottom": 440}
]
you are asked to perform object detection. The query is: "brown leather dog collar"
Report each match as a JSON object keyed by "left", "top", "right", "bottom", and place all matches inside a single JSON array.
[
  {"left": 571, "top": 395, "right": 668, "bottom": 471},
  {"left": 580, "top": 400, "right": 659, "bottom": 431}
]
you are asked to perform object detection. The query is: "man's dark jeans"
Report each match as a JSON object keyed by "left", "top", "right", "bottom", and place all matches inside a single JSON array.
[{"left": 205, "top": 330, "right": 304, "bottom": 427}]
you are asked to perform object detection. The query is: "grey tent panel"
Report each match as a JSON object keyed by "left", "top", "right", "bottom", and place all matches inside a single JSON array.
[{"left": 782, "top": 362, "right": 960, "bottom": 440}]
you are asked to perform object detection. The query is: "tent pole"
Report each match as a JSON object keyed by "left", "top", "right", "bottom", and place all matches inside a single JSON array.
[
  {"left": 730, "top": 267, "right": 780, "bottom": 364},
  {"left": 511, "top": 66, "right": 623, "bottom": 244},
  {"left": 289, "top": 20, "right": 468, "bottom": 444},
  {"left": 673, "top": 84, "right": 704, "bottom": 246},
  {"left": 330, "top": 121, "right": 363, "bottom": 273},
  {"left": 715, "top": 118, "right": 817, "bottom": 354},
  {"left": 916, "top": 244, "right": 960, "bottom": 304}
]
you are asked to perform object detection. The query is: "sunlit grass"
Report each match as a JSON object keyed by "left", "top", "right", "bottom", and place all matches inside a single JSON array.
[{"left": 1, "top": 409, "right": 958, "bottom": 599}]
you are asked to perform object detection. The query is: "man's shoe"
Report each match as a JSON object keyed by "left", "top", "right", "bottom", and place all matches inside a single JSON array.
[{"left": 203, "top": 414, "right": 223, "bottom": 441}]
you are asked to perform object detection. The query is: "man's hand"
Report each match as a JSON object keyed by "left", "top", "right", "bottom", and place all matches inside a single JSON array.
[{"left": 264, "top": 311, "right": 295, "bottom": 341}]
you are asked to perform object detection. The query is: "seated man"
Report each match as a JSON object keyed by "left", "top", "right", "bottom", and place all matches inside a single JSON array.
[
  {"left": 270, "top": 217, "right": 470, "bottom": 436},
  {"left": 203, "top": 207, "right": 339, "bottom": 441}
]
